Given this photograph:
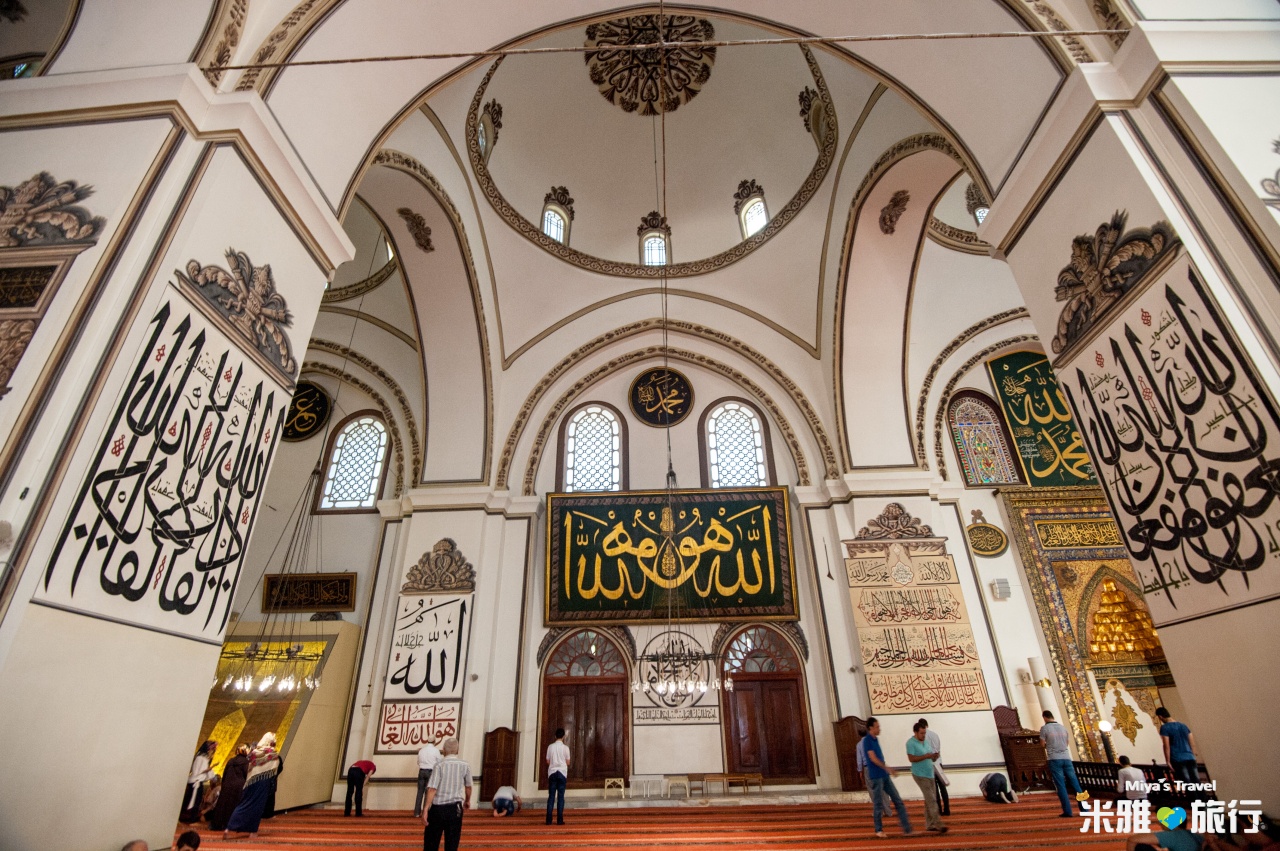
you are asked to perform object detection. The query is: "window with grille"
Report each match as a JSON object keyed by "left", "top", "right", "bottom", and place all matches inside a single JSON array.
[
  {"left": 742, "top": 199, "right": 767, "bottom": 237},
  {"left": 723, "top": 626, "right": 800, "bottom": 673},
  {"left": 707, "top": 401, "right": 767, "bottom": 488},
  {"left": 318, "top": 415, "right": 389, "bottom": 510},
  {"left": 545, "top": 630, "right": 626, "bottom": 678},
  {"left": 947, "top": 390, "right": 1022, "bottom": 487},
  {"left": 564, "top": 405, "right": 621, "bottom": 492},
  {"left": 642, "top": 234, "right": 667, "bottom": 266},
  {"left": 543, "top": 209, "right": 566, "bottom": 243}
]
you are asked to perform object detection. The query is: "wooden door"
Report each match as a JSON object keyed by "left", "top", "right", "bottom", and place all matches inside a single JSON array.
[
  {"left": 724, "top": 675, "right": 814, "bottom": 782},
  {"left": 480, "top": 727, "right": 519, "bottom": 802},
  {"left": 540, "top": 681, "right": 628, "bottom": 787}
]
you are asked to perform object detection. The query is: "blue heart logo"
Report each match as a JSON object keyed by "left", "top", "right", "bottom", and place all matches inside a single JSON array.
[{"left": 1157, "top": 806, "right": 1187, "bottom": 829}]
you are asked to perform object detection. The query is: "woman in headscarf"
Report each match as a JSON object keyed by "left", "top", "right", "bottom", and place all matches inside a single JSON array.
[
  {"left": 223, "top": 733, "right": 281, "bottom": 840},
  {"left": 178, "top": 740, "right": 218, "bottom": 823},
  {"left": 207, "top": 743, "right": 251, "bottom": 831}
]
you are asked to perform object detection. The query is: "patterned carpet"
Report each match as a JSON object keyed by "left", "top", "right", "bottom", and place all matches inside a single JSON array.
[{"left": 179, "top": 793, "right": 1124, "bottom": 850}]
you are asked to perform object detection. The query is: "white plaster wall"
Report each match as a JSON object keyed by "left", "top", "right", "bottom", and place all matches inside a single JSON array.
[{"left": 48, "top": 0, "right": 215, "bottom": 74}]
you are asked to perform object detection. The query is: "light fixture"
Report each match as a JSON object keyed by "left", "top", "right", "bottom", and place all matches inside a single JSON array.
[{"left": 1098, "top": 719, "right": 1116, "bottom": 763}]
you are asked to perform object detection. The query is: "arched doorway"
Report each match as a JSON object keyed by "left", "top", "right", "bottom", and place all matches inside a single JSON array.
[
  {"left": 539, "top": 629, "right": 629, "bottom": 788},
  {"left": 721, "top": 626, "right": 815, "bottom": 783}
]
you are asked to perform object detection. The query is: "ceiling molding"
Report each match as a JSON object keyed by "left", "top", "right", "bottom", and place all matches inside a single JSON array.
[
  {"left": 322, "top": 257, "right": 397, "bottom": 303},
  {"left": 926, "top": 217, "right": 991, "bottom": 255}
]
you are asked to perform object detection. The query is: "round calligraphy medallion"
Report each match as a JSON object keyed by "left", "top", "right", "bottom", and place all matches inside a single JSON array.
[
  {"left": 282, "top": 380, "right": 332, "bottom": 442},
  {"left": 629, "top": 367, "right": 694, "bottom": 427},
  {"left": 966, "top": 521, "right": 1009, "bottom": 557}
]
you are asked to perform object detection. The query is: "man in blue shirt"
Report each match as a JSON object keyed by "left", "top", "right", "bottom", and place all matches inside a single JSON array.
[
  {"left": 1040, "top": 710, "right": 1085, "bottom": 817},
  {"left": 1156, "top": 707, "right": 1199, "bottom": 783},
  {"left": 863, "top": 717, "right": 912, "bottom": 838}
]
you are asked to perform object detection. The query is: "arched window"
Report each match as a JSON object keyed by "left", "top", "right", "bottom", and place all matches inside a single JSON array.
[
  {"left": 642, "top": 235, "right": 667, "bottom": 266},
  {"left": 733, "top": 180, "right": 768, "bottom": 239},
  {"left": 542, "top": 208, "right": 566, "bottom": 243},
  {"left": 701, "top": 399, "right": 771, "bottom": 488},
  {"left": 559, "top": 403, "right": 626, "bottom": 492},
  {"left": 637, "top": 211, "right": 671, "bottom": 266},
  {"left": 947, "top": 389, "right": 1023, "bottom": 487},
  {"left": 544, "top": 630, "right": 627, "bottom": 678},
  {"left": 317, "top": 412, "right": 390, "bottom": 511},
  {"left": 742, "top": 199, "right": 767, "bottom": 237},
  {"left": 541, "top": 186, "right": 574, "bottom": 245},
  {"left": 478, "top": 98, "right": 501, "bottom": 164},
  {"left": 723, "top": 626, "right": 801, "bottom": 674}
]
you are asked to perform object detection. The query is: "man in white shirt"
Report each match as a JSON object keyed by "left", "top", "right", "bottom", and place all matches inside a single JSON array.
[
  {"left": 414, "top": 740, "right": 443, "bottom": 818},
  {"left": 545, "top": 728, "right": 570, "bottom": 826},
  {"left": 1115, "top": 755, "right": 1149, "bottom": 800},
  {"left": 492, "top": 785, "right": 521, "bottom": 817}
]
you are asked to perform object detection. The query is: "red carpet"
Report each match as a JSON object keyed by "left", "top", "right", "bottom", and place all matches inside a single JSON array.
[{"left": 179, "top": 793, "right": 1124, "bottom": 850}]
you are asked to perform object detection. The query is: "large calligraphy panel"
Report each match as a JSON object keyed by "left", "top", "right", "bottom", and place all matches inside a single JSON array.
[
  {"left": 375, "top": 701, "right": 459, "bottom": 753},
  {"left": 384, "top": 595, "right": 472, "bottom": 701},
  {"left": 37, "top": 290, "right": 286, "bottom": 642},
  {"left": 1060, "top": 253, "right": 1280, "bottom": 626},
  {"left": 845, "top": 537, "right": 990, "bottom": 713},
  {"left": 988, "top": 350, "right": 1098, "bottom": 487},
  {"left": 546, "top": 488, "right": 796, "bottom": 624}
]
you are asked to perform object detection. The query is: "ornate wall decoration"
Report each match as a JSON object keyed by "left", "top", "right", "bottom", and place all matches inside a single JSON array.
[
  {"left": 234, "top": 0, "right": 338, "bottom": 94},
  {"left": 1023, "top": 0, "right": 1095, "bottom": 64},
  {"left": 496, "top": 319, "right": 836, "bottom": 491},
  {"left": 1050, "top": 211, "right": 1179, "bottom": 355},
  {"left": 302, "top": 361, "right": 405, "bottom": 494},
  {"left": 1060, "top": 251, "right": 1280, "bottom": 627},
  {"left": 179, "top": 249, "right": 297, "bottom": 377},
  {"left": 466, "top": 46, "right": 837, "bottom": 278},
  {"left": 377, "top": 701, "right": 459, "bottom": 753},
  {"left": 1261, "top": 137, "right": 1280, "bottom": 210},
  {"left": 0, "top": 172, "right": 105, "bottom": 247},
  {"left": 1110, "top": 686, "right": 1143, "bottom": 744},
  {"left": 544, "top": 186, "right": 575, "bottom": 220},
  {"left": 879, "top": 190, "right": 910, "bottom": 235},
  {"left": 948, "top": 391, "right": 1024, "bottom": 487},
  {"left": 0, "top": 317, "right": 37, "bottom": 399},
  {"left": 635, "top": 631, "right": 721, "bottom": 724},
  {"left": 712, "top": 620, "right": 809, "bottom": 662},
  {"left": 637, "top": 210, "right": 670, "bottom": 237},
  {"left": 798, "top": 87, "right": 818, "bottom": 130},
  {"left": 482, "top": 100, "right": 503, "bottom": 142},
  {"left": 383, "top": 594, "right": 471, "bottom": 699},
  {"left": 281, "top": 379, "right": 332, "bottom": 441},
  {"left": 195, "top": 0, "right": 248, "bottom": 86},
  {"left": 262, "top": 571, "right": 356, "bottom": 612},
  {"left": 584, "top": 15, "right": 716, "bottom": 116},
  {"left": 396, "top": 207, "right": 434, "bottom": 253},
  {"left": 964, "top": 182, "right": 988, "bottom": 218},
  {"left": 733, "top": 180, "right": 763, "bottom": 215},
  {"left": 966, "top": 510, "right": 1010, "bottom": 557},
  {"left": 927, "top": 217, "right": 989, "bottom": 255},
  {"left": 402, "top": 538, "right": 476, "bottom": 593},
  {"left": 321, "top": 259, "right": 396, "bottom": 303},
  {"left": 546, "top": 488, "right": 797, "bottom": 624},
  {"left": 535, "top": 625, "right": 634, "bottom": 666},
  {"left": 854, "top": 503, "right": 933, "bottom": 540},
  {"left": 986, "top": 350, "right": 1096, "bottom": 487},
  {"left": 628, "top": 366, "right": 693, "bottom": 427},
  {"left": 1091, "top": 0, "right": 1130, "bottom": 48}
]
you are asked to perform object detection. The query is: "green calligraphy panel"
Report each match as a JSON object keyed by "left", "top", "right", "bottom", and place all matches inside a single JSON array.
[
  {"left": 546, "top": 487, "right": 797, "bottom": 624},
  {"left": 987, "top": 350, "right": 1097, "bottom": 487}
]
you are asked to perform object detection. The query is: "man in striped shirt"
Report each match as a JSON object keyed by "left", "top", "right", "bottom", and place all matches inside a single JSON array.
[{"left": 422, "top": 738, "right": 473, "bottom": 851}]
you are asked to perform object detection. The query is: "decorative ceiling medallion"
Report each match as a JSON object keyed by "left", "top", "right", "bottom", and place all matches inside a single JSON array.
[
  {"left": 629, "top": 366, "right": 693, "bottom": 427},
  {"left": 584, "top": 15, "right": 715, "bottom": 116},
  {"left": 282, "top": 379, "right": 332, "bottom": 442},
  {"left": 466, "top": 46, "right": 838, "bottom": 278},
  {"left": 966, "top": 509, "right": 1009, "bottom": 558},
  {"left": 879, "top": 190, "right": 910, "bottom": 235},
  {"left": 397, "top": 207, "right": 434, "bottom": 253},
  {"left": 1051, "top": 211, "right": 1178, "bottom": 354},
  {"left": 733, "top": 180, "right": 763, "bottom": 215}
]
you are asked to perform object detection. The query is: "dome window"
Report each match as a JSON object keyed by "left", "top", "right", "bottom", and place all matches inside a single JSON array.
[
  {"left": 638, "top": 211, "right": 671, "bottom": 266},
  {"left": 541, "top": 186, "right": 574, "bottom": 245},
  {"left": 965, "top": 182, "right": 991, "bottom": 227},
  {"left": 734, "top": 180, "right": 768, "bottom": 239},
  {"left": 478, "top": 99, "right": 502, "bottom": 165}
]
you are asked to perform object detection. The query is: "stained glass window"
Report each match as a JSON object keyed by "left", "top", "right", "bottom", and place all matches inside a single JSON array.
[
  {"left": 319, "top": 415, "right": 389, "bottom": 509},
  {"left": 707, "top": 401, "right": 767, "bottom": 488},
  {"left": 565, "top": 404, "right": 622, "bottom": 492},
  {"left": 947, "top": 391, "right": 1022, "bottom": 487},
  {"left": 723, "top": 626, "right": 800, "bottom": 673},
  {"left": 543, "top": 209, "right": 566, "bottom": 243},
  {"left": 545, "top": 630, "right": 626, "bottom": 677}
]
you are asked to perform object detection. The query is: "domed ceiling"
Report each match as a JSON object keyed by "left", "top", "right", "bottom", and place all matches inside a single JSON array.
[{"left": 469, "top": 14, "right": 842, "bottom": 276}]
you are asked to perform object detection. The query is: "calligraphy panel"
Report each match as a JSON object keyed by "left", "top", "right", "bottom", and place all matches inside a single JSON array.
[
  {"left": 546, "top": 488, "right": 796, "bottom": 624},
  {"left": 36, "top": 289, "right": 286, "bottom": 643},
  {"left": 383, "top": 595, "right": 472, "bottom": 701},
  {"left": 262, "top": 572, "right": 356, "bottom": 612},
  {"left": 1060, "top": 253, "right": 1280, "bottom": 626},
  {"left": 845, "top": 541, "right": 989, "bottom": 713},
  {"left": 376, "top": 701, "right": 460, "bottom": 753},
  {"left": 988, "top": 350, "right": 1098, "bottom": 487},
  {"left": 628, "top": 366, "right": 694, "bottom": 427}
]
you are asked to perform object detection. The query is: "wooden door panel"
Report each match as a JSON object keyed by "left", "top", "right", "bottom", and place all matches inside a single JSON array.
[
  {"left": 587, "top": 685, "right": 626, "bottom": 778},
  {"left": 724, "top": 675, "right": 814, "bottom": 781},
  {"left": 541, "top": 680, "right": 627, "bottom": 786},
  {"left": 763, "top": 680, "right": 807, "bottom": 776},
  {"left": 728, "top": 683, "right": 765, "bottom": 772}
]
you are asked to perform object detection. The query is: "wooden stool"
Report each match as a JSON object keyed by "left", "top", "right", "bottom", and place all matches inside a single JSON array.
[
  {"left": 703, "top": 773, "right": 729, "bottom": 795},
  {"left": 743, "top": 773, "right": 764, "bottom": 792},
  {"left": 665, "top": 774, "right": 690, "bottom": 797},
  {"left": 725, "top": 773, "right": 748, "bottom": 793},
  {"left": 603, "top": 777, "right": 626, "bottom": 799}
]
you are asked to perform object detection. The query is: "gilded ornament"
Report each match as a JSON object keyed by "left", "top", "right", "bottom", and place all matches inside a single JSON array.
[
  {"left": 281, "top": 380, "right": 332, "bottom": 442},
  {"left": 966, "top": 510, "right": 1009, "bottom": 557},
  {"left": 629, "top": 366, "right": 693, "bottom": 427},
  {"left": 1110, "top": 687, "right": 1143, "bottom": 745}
]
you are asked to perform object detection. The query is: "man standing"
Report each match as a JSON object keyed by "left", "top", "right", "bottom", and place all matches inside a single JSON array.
[
  {"left": 422, "top": 737, "right": 472, "bottom": 851},
  {"left": 345, "top": 759, "right": 377, "bottom": 817},
  {"left": 545, "top": 728, "right": 570, "bottom": 826},
  {"left": 916, "top": 718, "right": 949, "bottom": 816},
  {"left": 1156, "top": 707, "right": 1199, "bottom": 783},
  {"left": 855, "top": 733, "right": 885, "bottom": 810},
  {"left": 907, "top": 722, "right": 948, "bottom": 833},
  {"left": 414, "top": 739, "right": 443, "bottom": 818},
  {"left": 863, "top": 717, "right": 912, "bottom": 838},
  {"left": 1040, "top": 711, "right": 1084, "bottom": 817}
]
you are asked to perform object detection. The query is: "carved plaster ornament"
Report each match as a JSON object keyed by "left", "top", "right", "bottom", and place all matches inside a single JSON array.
[
  {"left": 584, "top": 15, "right": 716, "bottom": 116},
  {"left": 482, "top": 99, "right": 503, "bottom": 141},
  {"left": 798, "top": 87, "right": 819, "bottom": 130},
  {"left": 855, "top": 503, "right": 933, "bottom": 540},
  {"left": 401, "top": 538, "right": 476, "bottom": 593},
  {"left": 733, "top": 180, "right": 764, "bottom": 215},
  {"left": 637, "top": 210, "right": 671, "bottom": 237},
  {"left": 397, "top": 207, "right": 434, "bottom": 252},
  {"left": 879, "top": 190, "right": 910, "bottom": 235},
  {"left": 182, "top": 250, "right": 297, "bottom": 375},
  {"left": 0, "top": 172, "right": 105, "bottom": 248}
]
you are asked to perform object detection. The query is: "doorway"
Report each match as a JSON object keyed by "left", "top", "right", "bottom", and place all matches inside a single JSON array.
[
  {"left": 721, "top": 625, "right": 814, "bottom": 783},
  {"left": 539, "top": 629, "right": 629, "bottom": 788}
]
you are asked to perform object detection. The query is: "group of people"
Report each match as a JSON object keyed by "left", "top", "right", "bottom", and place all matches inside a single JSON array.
[
  {"left": 176, "top": 732, "right": 283, "bottom": 841},
  {"left": 855, "top": 716, "right": 950, "bottom": 837}
]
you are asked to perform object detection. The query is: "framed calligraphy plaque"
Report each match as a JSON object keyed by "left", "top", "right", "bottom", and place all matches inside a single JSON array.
[
  {"left": 37, "top": 289, "right": 286, "bottom": 643},
  {"left": 262, "top": 572, "right": 356, "bottom": 612},
  {"left": 546, "top": 487, "right": 797, "bottom": 625},
  {"left": 987, "top": 350, "right": 1097, "bottom": 488},
  {"left": 281, "top": 380, "right": 331, "bottom": 441},
  {"left": 384, "top": 595, "right": 472, "bottom": 701},
  {"left": 629, "top": 366, "right": 693, "bottom": 427},
  {"left": 376, "top": 701, "right": 459, "bottom": 753},
  {"left": 1059, "top": 253, "right": 1280, "bottom": 626}
]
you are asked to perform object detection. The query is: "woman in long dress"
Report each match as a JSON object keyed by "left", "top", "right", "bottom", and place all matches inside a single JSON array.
[
  {"left": 178, "top": 741, "right": 217, "bottom": 823},
  {"left": 224, "top": 733, "right": 281, "bottom": 839},
  {"left": 207, "top": 744, "right": 250, "bottom": 831}
]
